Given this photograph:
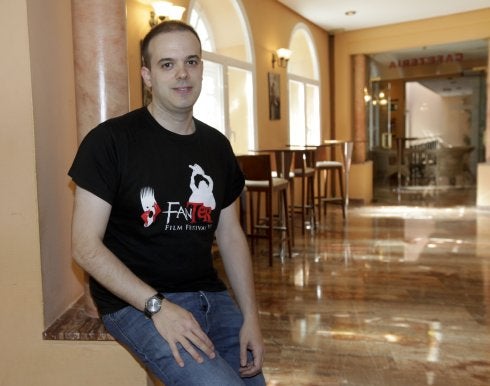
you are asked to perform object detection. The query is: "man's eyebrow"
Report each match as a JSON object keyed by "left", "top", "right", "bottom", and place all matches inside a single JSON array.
[
  {"left": 156, "top": 57, "right": 174, "bottom": 65},
  {"left": 156, "top": 54, "right": 201, "bottom": 64}
]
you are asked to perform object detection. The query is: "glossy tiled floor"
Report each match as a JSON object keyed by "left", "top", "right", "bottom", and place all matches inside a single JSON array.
[{"left": 237, "top": 187, "right": 490, "bottom": 386}]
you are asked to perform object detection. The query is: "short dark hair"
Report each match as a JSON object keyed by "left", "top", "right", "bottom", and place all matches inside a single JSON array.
[{"left": 141, "top": 20, "right": 202, "bottom": 69}]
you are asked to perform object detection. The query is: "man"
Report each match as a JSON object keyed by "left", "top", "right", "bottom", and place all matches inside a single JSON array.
[{"left": 69, "top": 20, "right": 265, "bottom": 385}]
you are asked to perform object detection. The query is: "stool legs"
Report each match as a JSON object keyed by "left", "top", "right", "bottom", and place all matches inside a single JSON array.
[
  {"left": 287, "top": 180, "right": 295, "bottom": 245},
  {"left": 246, "top": 189, "right": 292, "bottom": 266},
  {"left": 295, "top": 173, "right": 316, "bottom": 234},
  {"left": 280, "top": 189, "right": 292, "bottom": 261},
  {"left": 316, "top": 167, "right": 345, "bottom": 221}
]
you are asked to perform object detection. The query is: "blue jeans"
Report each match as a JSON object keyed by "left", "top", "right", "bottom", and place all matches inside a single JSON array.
[{"left": 102, "top": 291, "right": 266, "bottom": 386}]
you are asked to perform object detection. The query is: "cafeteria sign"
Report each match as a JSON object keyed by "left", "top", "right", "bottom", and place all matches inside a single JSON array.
[{"left": 389, "top": 53, "right": 463, "bottom": 69}]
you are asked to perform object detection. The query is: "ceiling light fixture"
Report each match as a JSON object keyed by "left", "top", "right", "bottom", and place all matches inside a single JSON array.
[{"left": 345, "top": 10, "right": 356, "bottom": 16}]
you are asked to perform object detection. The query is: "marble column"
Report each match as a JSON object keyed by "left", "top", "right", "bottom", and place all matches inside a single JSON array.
[
  {"left": 352, "top": 54, "right": 367, "bottom": 163},
  {"left": 71, "top": 0, "right": 129, "bottom": 317},
  {"left": 72, "top": 0, "right": 129, "bottom": 142}
]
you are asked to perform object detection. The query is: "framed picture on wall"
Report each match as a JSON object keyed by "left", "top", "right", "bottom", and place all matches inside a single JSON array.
[{"left": 268, "top": 72, "right": 280, "bottom": 120}]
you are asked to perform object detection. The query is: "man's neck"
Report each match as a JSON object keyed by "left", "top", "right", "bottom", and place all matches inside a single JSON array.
[{"left": 147, "top": 103, "right": 195, "bottom": 135}]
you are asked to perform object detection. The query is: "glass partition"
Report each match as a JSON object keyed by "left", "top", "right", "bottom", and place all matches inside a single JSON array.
[{"left": 366, "top": 40, "right": 487, "bottom": 193}]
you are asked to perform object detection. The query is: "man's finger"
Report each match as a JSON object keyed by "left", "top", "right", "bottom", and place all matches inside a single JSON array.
[
  {"left": 168, "top": 341, "right": 185, "bottom": 368},
  {"left": 188, "top": 330, "right": 216, "bottom": 360},
  {"left": 240, "top": 344, "right": 248, "bottom": 367},
  {"left": 180, "top": 339, "right": 204, "bottom": 364},
  {"left": 239, "top": 361, "right": 261, "bottom": 378}
]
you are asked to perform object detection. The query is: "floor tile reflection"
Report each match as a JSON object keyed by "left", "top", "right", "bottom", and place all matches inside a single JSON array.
[{"left": 225, "top": 188, "right": 490, "bottom": 386}]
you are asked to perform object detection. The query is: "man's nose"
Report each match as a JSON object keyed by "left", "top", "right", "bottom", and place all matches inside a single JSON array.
[{"left": 176, "top": 63, "right": 189, "bottom": 79}]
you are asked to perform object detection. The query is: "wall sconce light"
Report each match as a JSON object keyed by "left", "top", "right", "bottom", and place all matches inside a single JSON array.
[
  {"left": 363, "top": 87, "right": 372, "bottom": 103},
  {"left": 149, "top": 1, "right": 186, "bottom": 27},
  {"left": 366, "top": 90, "right": 389, "bottom": 106},
  {"left": 272, "top": 48, "right": 292, "bottom": 69}
]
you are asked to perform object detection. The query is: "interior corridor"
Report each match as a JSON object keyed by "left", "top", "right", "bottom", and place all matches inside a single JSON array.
[{"left": 217, "top": 187, "right": 490, "bottom": 385}]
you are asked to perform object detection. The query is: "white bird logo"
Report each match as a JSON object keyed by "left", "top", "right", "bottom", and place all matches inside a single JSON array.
[{"left": 140, "top": 187, "right": 161, "bottom": 227}]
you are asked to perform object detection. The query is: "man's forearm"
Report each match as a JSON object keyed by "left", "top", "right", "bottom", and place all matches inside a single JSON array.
[{"left": 72, "top": 187, "right": 156, "bottom": 312}]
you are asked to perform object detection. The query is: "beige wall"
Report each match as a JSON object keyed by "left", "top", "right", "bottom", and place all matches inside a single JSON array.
[{"left": 26, "top": 0, "right": 82, "bottom": 327}]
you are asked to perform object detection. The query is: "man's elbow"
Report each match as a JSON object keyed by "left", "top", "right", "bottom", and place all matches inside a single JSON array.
[{"left": 71, "top": 236, "right": 101, "bottom": 271}]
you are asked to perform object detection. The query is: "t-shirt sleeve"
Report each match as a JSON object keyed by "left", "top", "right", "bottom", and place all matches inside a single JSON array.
[
  {"left": 222, "top": 143, "right": 245, "bottom": 209},
  {"left": 68, "top": 125, "right": 120, "bottom": 205}
]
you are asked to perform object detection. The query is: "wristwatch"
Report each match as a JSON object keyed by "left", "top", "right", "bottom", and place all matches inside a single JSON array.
[{"left": 144, "top": 293, "right": 165, "bottom": 319}]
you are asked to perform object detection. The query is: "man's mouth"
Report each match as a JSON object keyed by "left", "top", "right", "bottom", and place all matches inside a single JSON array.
[
  {"left": 174, "top": 86, "right": 192, "bottom": 91},
  {"left": 173, "top": 86, "right": 193, "bottom": 96}
]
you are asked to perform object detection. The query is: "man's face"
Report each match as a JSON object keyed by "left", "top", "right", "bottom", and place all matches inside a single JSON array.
[{"left": 141, "top": 30, "right": 203, "bottom": 114}]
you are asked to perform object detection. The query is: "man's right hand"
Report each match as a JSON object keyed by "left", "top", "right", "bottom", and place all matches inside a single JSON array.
[{"left": 152, "top": 300, "right": 216, "bottom": 367}]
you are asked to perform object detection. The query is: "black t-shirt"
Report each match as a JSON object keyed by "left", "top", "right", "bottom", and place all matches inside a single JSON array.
[{"left": 68, "top": 107, "right": 245, "bottom": 315}]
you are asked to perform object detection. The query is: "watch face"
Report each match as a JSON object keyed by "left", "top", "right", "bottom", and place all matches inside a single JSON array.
[
  {"left": 144, "top": 293, "right": 164, "bottom": 318},
  {"left": 147, "top": 297, "right": 162, "bottom": 313}
]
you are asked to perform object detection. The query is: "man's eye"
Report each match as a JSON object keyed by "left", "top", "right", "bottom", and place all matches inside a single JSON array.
[
  {"left": 187, "top": 59, "right": 200, "bottom": 66},
  {"left": 160, "top": 62, "right": 173, "bottom": 69}
]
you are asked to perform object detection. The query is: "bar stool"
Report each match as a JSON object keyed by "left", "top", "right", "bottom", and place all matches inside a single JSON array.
[
  {"left": 315, "top": 146, "right": 345, "bottom": 220},
  {"left": 271, "top": 150, "right": 295, "bottom": 243},
  {"left": 237, "top": 154, "right": 292, "bottom": 266},
  {"left": 291, "top": 149, "right": 317, "bottom": 234}
]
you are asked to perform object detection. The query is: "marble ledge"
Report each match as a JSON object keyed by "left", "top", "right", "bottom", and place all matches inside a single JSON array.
[{"left": 43, "top": 297, "right": 114, "bottom": 341}]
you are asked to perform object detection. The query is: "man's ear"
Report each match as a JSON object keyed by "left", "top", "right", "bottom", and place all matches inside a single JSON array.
[{"left": 141, "top": 67, "right": 152, "bottom": 88}]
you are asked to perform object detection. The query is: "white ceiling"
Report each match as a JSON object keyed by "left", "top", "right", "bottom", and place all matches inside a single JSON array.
[{"left": 277, "top": 0, "right": 490, "bottom": 33}]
